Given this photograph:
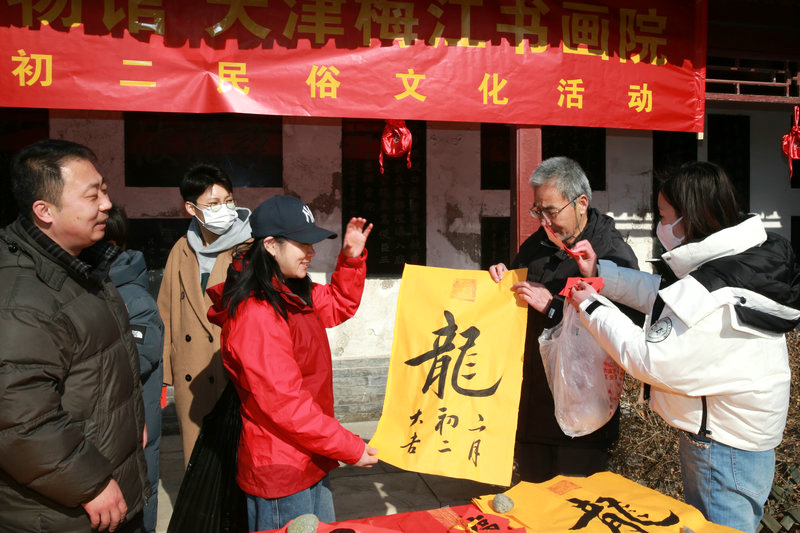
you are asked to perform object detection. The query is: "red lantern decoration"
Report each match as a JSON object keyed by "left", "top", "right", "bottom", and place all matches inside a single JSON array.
[
  {"left": 379, "top": 119, "right": 412, "bottom": 174},
  {"left": 781, "top": 105, "right": 800, "bottom": 179}
]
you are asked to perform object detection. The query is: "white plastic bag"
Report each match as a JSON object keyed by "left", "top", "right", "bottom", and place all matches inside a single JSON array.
[{"left": 538, "top": 303, "right": 624, "bottom": 437}]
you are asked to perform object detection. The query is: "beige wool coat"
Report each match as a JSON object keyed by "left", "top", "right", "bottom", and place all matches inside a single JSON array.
[{"left": 158, "top": 236, "right": 234, "bottom": 465}]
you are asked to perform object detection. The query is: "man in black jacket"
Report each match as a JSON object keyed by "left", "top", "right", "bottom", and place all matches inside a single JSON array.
[
  {"left": 0, "top": 140, "right": 150, "bottom": 532},
  {"left": 490, "top": 156, "right": 643, "bottom": 482}
]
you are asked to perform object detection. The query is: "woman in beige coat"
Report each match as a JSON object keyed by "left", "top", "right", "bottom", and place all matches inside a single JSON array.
[{"left": 158, "top": 164, "right": 251, "bottom": 465}]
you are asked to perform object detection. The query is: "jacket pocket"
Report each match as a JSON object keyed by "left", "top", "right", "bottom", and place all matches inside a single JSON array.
[{"left": 681, "top": 430, "right": 711, "bottom": 449}]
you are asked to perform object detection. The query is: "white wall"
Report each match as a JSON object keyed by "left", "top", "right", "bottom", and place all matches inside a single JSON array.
[
  {"left": 704, "top": 102, "right": 800, "bottom": 238},
  {"left": 50, "top": 110, "right": 279, "bottom": 219},
  {"left": 50, "top": 110, "right": 126, "bottom": 201},
  {"left": 425, "top": 122, "right": 509, "bottom": 269},
  {"left": 600, "top": 129, "right": 653, "bottom": 269},
  {"left": 283, "top": 116, "right": 343, "bottom": 274}
]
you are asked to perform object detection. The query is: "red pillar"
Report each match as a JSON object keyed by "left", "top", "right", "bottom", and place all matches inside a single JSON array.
[{"left": 512, "top": 125, "right": 542, "bottom": 253}]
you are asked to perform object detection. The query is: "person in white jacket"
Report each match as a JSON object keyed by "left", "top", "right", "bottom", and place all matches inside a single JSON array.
[{"left": 566, "top": 161, "right": 800, "bottom": 533}]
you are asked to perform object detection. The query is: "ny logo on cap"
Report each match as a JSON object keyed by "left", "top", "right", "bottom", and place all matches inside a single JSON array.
[{"left": 302, "top": 205, "right": 314, "bottom": 223}]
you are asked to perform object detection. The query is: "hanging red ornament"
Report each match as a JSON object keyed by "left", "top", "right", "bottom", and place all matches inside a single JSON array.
[
  {"left": 781, "top": 105, "right": 800, "bottom": 179},
  {"left": 378, "top": 119, "right": 412, "bottom": 174}
]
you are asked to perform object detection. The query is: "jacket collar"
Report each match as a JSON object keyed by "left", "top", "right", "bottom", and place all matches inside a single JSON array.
[
  {"left": 273, "top": 277, "right": 312, "bottom": 311},
  {"left": 661, "top": 215, "right": 767, "bottom": 279},
  {"left": 8, "top": 216, "right": 119, "bottom": 289},
  {"left": 533, "top": 208, "right": 608, "bottom": 259}
]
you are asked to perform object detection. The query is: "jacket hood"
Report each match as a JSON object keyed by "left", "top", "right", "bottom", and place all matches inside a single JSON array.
[
  {"left": 693, "top": 233, "right": 800, "bottom": 333},
  {"left": 187, "top": 207, "right": 252, "bottom": 255},
  {"left": 662, "top": 215, "right": 800, "bottom": 333},
  {"left": 188, "top": 207, "right": 252, "bottom": 276},
  {"left": 109, "top": 249, "right": 149, "bottom": 290}
]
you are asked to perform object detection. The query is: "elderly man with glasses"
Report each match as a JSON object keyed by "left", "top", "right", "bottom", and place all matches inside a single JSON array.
[{"left": 490, "top": 156, "right": 643, "bottom": 483}]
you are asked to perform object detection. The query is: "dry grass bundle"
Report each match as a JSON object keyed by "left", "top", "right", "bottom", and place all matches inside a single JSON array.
[
  {"left": 607, "top": 375, "right": 683, "bottom": 499},
  {"left": 608, "top": 331, "right": 800, "bottom": 517},
  {"left": 768, "top": 330, "right": 800, "bottom": 517}
]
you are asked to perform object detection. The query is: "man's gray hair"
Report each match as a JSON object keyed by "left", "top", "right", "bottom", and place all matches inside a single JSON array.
[{"left": 529, "top": 156, "right": 592, "bottom": 202}]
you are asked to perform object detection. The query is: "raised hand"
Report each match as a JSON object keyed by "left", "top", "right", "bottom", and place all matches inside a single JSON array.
[{"left": 342, "top": 217, "right": 373, "bottom": 258}]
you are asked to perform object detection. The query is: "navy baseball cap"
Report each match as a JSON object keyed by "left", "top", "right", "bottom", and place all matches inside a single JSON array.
[{"left": 250, "top": 195, "right": 337, "bottom": 244}]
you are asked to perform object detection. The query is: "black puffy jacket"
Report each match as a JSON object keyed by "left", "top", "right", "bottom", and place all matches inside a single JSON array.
[
  {"left": 511, "top": 208, "right": 644, "bottom": 449},
  {"left": 0, "top": 218, "right": 150, "bottom": 532}
]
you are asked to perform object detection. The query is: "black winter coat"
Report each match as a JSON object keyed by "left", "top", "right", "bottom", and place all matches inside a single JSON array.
[
  {"left": 511, "top": 208, "right": 643, "bottom": 449},
  {"left": 109, "top": 248, "right": 164, "bottom": 530},
  {"left": 0, "top": 218, "right": 150, "bottom": 532}
]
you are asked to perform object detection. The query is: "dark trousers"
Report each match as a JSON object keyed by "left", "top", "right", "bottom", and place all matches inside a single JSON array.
[{"left": 514, "top": 442, "right": 610, "bottom": 484}]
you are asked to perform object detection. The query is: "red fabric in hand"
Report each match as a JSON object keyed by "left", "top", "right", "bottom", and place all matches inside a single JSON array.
[{"left": 559, "top": 276, "right": 605, "bottom": 297}]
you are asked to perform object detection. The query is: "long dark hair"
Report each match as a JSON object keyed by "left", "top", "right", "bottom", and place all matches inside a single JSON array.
[
  {"left": 659, "top": 161, "right": 741, "bottom": 242},
  {"left": 221, "top": 237, "right": 313, "bottom": 320}
]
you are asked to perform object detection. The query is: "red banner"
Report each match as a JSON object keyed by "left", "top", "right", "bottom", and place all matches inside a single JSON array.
[{"left": 0, "top": 1, "right": 706, "bottom": 132}]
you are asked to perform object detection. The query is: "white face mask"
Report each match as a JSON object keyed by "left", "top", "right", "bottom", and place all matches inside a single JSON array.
[
  {"left": 195, "top": 204, "right": 237, "bottom": 235},
  {"left": 656, "top": 216, "right": 685, "bottom": 251}
]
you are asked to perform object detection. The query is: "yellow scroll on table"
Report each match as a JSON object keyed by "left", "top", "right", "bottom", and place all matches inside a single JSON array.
[
  {"left": 369, "top": 264, "right": 528, "bottom": 487},
  {"left": 474, "top": 472, "right": 739, "bottom": 533}
]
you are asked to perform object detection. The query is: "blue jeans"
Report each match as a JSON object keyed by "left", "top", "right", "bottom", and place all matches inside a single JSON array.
[
  {"left": 245, "top": 476, "right": 335, "bottom": 532},
  {"left": 679, "top": 431, "right": 774, "bottom": 533}
]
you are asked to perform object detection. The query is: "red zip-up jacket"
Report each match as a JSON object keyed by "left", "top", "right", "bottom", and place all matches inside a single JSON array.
[{"left": 207, "top": 250, "right": 367, "bottom": 498}]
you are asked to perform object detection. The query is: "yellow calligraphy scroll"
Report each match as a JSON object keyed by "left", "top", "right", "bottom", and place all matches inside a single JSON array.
[
  {"left": 369, "top": 264, "right": 528, "bottom": 486},
  {"left": 474, "top": 472, "right": 738, "bottom": 532}
]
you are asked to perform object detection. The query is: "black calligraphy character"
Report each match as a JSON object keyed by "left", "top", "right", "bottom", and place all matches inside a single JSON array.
[
  {"left": 596, "top": 497, "right": 679, "bottom": 527},
  {"left": 405, "top": 311, "right": 501, "bottom": 399},
  {"left": 468, "top": 439, "right": 481, "bottom": 467},
  {"left": 409, "top": 409, "right": 423, "bottom": 426},
  {"left": 568, "top": 497, "right": 679, "bottom": 533},
  {"left": 465, "top": 514, "right": 501, "bottom": 530},
  {"left": 435, "top": 407, "right": 459, "bottom": 435},
  {"left": 404, "top": 310, "right": 457, "bottom": 399},
  {"left": 568, "top": 498, "right": 603, "bottom": 530},
  {"left": 400, "top": 432, "right": 421, "bottom": 454},
  {"left": 434, "top": 407, "right": 458, "bottom": 453},
  {"left": 598, "top": 512, "right": 648, "bottom": 533},
  {"left": 469, "top": 413, "right": 486, "bottom": 432},
  {"left": 452, "top": 325, "right": 501, "bottom": 397}
]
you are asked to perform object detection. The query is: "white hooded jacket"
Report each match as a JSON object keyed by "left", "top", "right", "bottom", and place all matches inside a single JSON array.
[{"left": 577, "top": 215, "right": 800, "bottom": 452}]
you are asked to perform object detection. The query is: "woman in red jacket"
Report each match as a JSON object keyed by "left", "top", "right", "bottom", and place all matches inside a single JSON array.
[{"left": 207, "top": 194, "right": 378, "bottom": 531}]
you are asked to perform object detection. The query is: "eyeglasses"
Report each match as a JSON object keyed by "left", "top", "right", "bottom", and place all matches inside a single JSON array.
[
  {"left": 192, "top": 200, "right": 236, "bottom": 212},
  {"left": 529, "top": 197, "right": 578, "bottom": 220}
]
